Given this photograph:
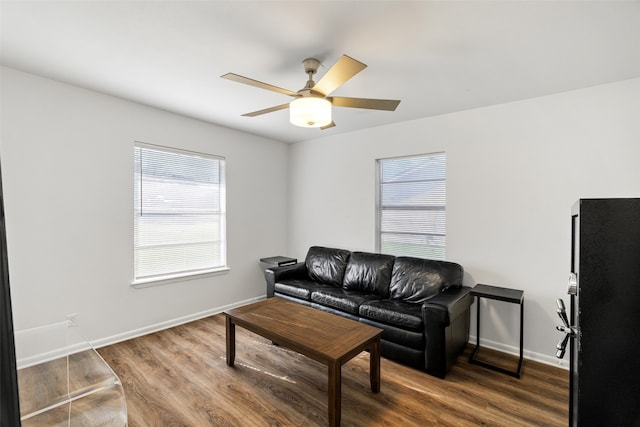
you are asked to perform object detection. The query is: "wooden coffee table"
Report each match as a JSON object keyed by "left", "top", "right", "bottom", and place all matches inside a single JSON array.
[{"left": 224, "top": 298, "right": 382, "bottom": 427}]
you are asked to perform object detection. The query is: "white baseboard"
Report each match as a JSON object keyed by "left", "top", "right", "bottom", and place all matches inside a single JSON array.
[
  {"left": 470, "top": 334, "right": 569, "bottom": 370},
  {"left": 90, "top": 295, "right": 265, "bottom": 350},
  {"left": 88, "top": 297, "right": 569, "bottom": 372},
  {"left": 16, "top": 341, "right": 92, "bottom": 370}
]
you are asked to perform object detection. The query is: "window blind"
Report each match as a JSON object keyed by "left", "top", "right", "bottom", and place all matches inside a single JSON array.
[
  {"left": 377, "top": 153, "right": 446, "bottom": 260},
  {"left": 134, "top": 144, "right": 226, "bottom": 282}
]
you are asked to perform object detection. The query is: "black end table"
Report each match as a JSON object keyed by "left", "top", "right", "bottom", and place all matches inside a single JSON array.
[
  {"left": 469, "top": 284, "right": 524, "bottom": 378},
  {"left": 259, "top": 256, "right": 297, "bottom": 267}
]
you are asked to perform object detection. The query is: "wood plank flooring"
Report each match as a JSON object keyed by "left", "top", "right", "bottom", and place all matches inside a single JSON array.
[{"left": 97, "top": 313, "right": 568, "bottom": 426}]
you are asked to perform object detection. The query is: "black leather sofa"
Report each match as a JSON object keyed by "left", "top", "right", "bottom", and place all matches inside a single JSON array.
[{"left": 265, "top": 246, "right": 473, "bottom": 379}]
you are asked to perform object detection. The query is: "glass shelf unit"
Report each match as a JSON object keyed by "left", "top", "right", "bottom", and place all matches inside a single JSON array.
[{"left": 15, "top": 320, "right": 127, "bottom": 426}]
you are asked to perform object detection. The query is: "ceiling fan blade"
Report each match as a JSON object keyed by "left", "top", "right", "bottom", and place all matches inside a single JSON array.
[
  {"left": 312, "top": 55, "right": 367, "bottom": 96},
  {"left": 241, "top": 103, "right": 290, "bottom": 117},
  {"left": 320, "top": 121, "right": 336, "bottom": 130},
  {"left": 221, "top": 73, "right": 298, "bottom": 97},
  {"left": 331, "top": 96, "right": 400, "bottom": 111}
]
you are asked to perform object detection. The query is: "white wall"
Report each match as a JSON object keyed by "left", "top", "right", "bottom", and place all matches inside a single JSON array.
[
  {"left": 4, "top": 65, "right": 638, "bottom": 366},
  {"left": 0, "top": 67, "right": 289, "bottom": 345},
  {"left": 288, "top": 78, "right": 640, "bottom": 366}
]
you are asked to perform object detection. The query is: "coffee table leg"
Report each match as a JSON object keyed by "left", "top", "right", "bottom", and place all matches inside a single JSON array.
[
  {"left": 225, "top": 315, "right": 235, "bottom": 366},
  {"left": 328, "top": 361, "right": 341, "bottom": 427},
  {"left": 370, "top": 338, "right": 381, "bottom": 393}
]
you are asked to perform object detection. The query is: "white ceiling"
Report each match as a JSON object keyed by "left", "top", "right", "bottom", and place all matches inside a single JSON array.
[{"left": 2, "top": 1, "right": 639, "bottom": 144}]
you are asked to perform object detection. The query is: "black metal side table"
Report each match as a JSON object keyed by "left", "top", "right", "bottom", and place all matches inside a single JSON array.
[
  {"left": 469, "top": 283, "right": 524, "bottom": 378},
  {"left": 259, "top": 256, "right": 297, "bottom": 267}
]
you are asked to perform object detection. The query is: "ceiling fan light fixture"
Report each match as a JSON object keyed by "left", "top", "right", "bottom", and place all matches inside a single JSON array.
[{"left": 289, "top": 97, "right": 332, "bottom": 128}]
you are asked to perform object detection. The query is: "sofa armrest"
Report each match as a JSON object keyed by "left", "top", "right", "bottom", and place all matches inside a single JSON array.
[
  {"left": 421, "top": 285, "right": 473, "bottom": 378},
  {"left": 265, "top": 262, "right": 308, "bottom": 297},
  {"left": 421, "top": 286, "right": 473, "bottom": 327}
]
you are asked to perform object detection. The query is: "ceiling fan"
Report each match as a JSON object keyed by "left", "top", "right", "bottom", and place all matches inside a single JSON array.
[{"left": 221, "top": 54, "right": 401, "bottom": 129}]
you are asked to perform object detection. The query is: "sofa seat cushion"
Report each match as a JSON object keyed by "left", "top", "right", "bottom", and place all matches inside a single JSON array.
[
  {"left": 360, "top": 318, "right": 425, "bottom": 351},
  {"left": 358, "top": 299, "right": 423, "bottom": 332},
  {"left": 310, "top": 288, "right": 379, "bottom": 316},
  {"left": 274, "top": 279, "right": 334, "bottom": 301}
]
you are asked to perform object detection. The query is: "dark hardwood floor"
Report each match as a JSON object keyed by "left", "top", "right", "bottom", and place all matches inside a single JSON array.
[{"left": 97, "top": 313, "right": 568, "bottom": 426}]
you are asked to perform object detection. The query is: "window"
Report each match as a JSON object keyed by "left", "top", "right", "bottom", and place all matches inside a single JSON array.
[
  {"left": 376, "top": 152, "right": 446, "bottom": 260},
  {"left": 133, "top": 143, "right": 226, "bottom": 284}
]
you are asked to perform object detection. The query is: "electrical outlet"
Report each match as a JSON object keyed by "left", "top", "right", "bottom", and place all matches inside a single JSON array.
[{"left": 66, "top": 313, "right": 78, "bottom": 325}]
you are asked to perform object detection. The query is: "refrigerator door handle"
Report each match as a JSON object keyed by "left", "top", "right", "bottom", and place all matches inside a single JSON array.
[
  {"left": 568, "top": 273, "right": 577, "bottom": 295},
  {"left": 555, "top": 298, "right": 577, "bottom": 359},
  {"left": 557, "top": 298, "right": 571, "bottom": 328},
  {"left": 555, "top": 333, "right": 571, "bottom": 359}
]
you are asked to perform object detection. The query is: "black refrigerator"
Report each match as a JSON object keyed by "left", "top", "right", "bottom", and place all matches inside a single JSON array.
[
  {"left": 556, "top": 198, "right": 640, "bottom": 426},
  {"left": 0, "top": 162, "right": 21, "bottom": 426}
]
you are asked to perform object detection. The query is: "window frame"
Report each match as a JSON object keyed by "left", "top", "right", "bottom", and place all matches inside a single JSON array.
[
  {"left": 375, "top": 152, "right": 446, "bottom": 260},
  {"left": 132, "top": 142, "right": 228, "bottom": 287}
]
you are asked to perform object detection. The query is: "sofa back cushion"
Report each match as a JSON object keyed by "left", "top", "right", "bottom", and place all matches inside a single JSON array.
[
  {"left": 343, "top": 252, "right": 395, "bottom": 298},
  {"left": 305, "top": 246, "right": 351, "bottom": 287},
  {"left": 390, "top": 257, "right": 463, "bottom": 303}
]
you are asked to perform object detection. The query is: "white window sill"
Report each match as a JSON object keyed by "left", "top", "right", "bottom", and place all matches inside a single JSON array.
[{"left": 131, "top": 267, "right": 230, "bottom": 289}]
